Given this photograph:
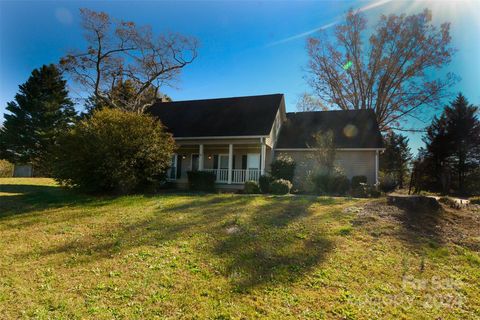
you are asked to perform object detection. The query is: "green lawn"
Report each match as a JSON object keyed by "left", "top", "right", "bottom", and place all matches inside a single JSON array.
[{"left": 0, "top": 178, "right": 479, "bottom": 319}]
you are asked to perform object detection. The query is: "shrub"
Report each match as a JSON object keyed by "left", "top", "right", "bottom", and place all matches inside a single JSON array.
[
  {"left": 379, "top": 174, "right": 397, "bottom": 193},
  {"left": 270, "top": 179, "right": 292, "bottom": 195},
  {"left": 258, "top": 175, "right": 273, "bottom": 193},
  {"left": 0, "top": 159, "right": 14, "bottom": 177},
  {"left": 244, "top": 180, "right": 261, "bottom": 194},
  {"left": 271, "top": 156, "right": 295, "bottom": 181},
  {"left": 51, "top": 108, "right": 175, "bottom": 194},
  {"left": 351, "top": 175, "right": 367, "bottom": 188},
  {"left": 187, "top": 171, "right": 216, "bottom": 192},
  {"left": 311, "top": 173, "right": 350, "bottom": 195},
  {"left": 351, "top": 183, "right": 381, "bottom": 198}
]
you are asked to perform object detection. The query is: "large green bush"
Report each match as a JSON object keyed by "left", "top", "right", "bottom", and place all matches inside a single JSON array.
[
  {"left": 51, "top": 108, "right": 175, "bottom": 194},
  {"left": 258, "top": 175, "right": 273, "bottom": 193},
  {"left": 187, "top": 171, "right": 216, "bottom": 192},
  {"left": 271, "top": 156, "right": 296, "bottom": 181},
  {"left": 243, "top": 180, "right": 261, "bottom": 194},
  {"left": 311, "top": 173, "right": 350, "bottom": 195},
  {"left": 270, "top": 179, "right": 292, "bottom": 195}
]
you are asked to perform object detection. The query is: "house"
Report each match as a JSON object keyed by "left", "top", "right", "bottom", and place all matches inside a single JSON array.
[{"left": 147, "top": 93, "right": 384, "bottom": 190}]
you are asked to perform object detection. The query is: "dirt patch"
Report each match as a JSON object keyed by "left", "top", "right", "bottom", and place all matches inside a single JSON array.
[{"left": 351, "top": 199, "right": 480, "bottom": 251}]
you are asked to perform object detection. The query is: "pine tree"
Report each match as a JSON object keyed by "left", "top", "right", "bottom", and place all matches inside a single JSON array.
[
  {"left": 443, "top": 93, "right": 480, "bottom": 193},
  {"left": 421, "top": 93, "right": 480, "bottom": 194},
  {"left": 380, "top": 132, "right": 412, "bottom": 188},
  {"left": 0, "top": 64, "right": 77, "bottom": 173}
]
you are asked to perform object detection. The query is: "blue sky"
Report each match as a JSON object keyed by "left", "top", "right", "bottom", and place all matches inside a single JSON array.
[{"left": 1, "top": 0, "right": 479, "bottom": 153}]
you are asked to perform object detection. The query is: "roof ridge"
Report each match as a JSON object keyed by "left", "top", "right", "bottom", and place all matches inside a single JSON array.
[
  {"left": 286, "top": 109, "right": 372, "bottom": 115},
  {"left": 154, "top": 93, "right": 284, "bottom": 105}
]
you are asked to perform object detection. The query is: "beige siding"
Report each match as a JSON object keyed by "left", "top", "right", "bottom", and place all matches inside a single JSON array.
[{"left": 275, "top": 150, "right": 377, "bottom": 190}]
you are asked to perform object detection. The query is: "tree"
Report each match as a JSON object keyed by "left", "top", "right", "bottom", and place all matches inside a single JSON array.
[
  {"left": 419, "top": 93, "right": 480, "bottom": 194},
  {"left": 296, "top": 93, "right": 327, "bottom": 112},
  {"left": 60, "top": 8, "right": 197, "bottom": 113},
  {"left": 309, "top": 130, "right": 336, "bottom": 175},
  {"left": 51, "top": 108, "right": 176, "bottom": 194},
  {"left": 0, "top": 65, "right": 76, "bottom": 173},
  {"left": 306, "top": 9, "right": 456, "bottom": 131},
  {"left": 380, "top": 132, "right": 412, "bottom": 188},
  {"left": 442, "top": 94, "right": 480, "bottom": 192}
]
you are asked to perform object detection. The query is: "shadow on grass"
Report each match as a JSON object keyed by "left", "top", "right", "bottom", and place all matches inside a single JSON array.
[
  {"left": 21, "top": 194, "right": 337, "bottom": 290},
  {"left": 0, "top": 184, "right": 102, "bottom": 220},
  {"left": 354, "top": 199, "right": 446, "bottom": 249}
]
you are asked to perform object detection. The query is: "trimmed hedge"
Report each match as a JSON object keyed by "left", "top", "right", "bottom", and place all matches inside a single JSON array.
[
  {"left": 270, "top": 179, "right": 292, "bottom": 195},
  {"left": 259, "top": 175, "right": 273, "bottom": 193},
  {"left": 271, "top": 156, "right": 295, "bottom": 181},
  {"left": 187, "top": 171, "right": 216, "bottom": 192},
  {"left": 244, "top": 180, "right": 261, "bottom": 194}
]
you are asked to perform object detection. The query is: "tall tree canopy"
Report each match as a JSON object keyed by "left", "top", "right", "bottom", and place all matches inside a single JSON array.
[
  {"left": 60, "top": 8, "right": 197, "bottom": 113},
  {"left": 306, "top": 9, "right": 456, "bottom": 131},
  {"left": 380, "top": 131, "right": 412, "bottom": 188},
  {"left": 419, "top": 93, "right": 480, "bottom": 193},
  {"left": 0, "top": 64, "right": 77, "bottom": 172}
]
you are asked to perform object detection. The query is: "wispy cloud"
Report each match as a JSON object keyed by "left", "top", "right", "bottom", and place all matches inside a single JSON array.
[{"left": 266, "top": 0, "right": 393, "bottom": 47}]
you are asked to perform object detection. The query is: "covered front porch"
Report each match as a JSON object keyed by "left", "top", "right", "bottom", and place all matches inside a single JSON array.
[{"left": 166, "top": 140, "right": 271, "bottom": 186}]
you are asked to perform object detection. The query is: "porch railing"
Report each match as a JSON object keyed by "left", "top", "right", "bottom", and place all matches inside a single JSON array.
[
  {"left": 203, "top": 169, "right": 260, "bottom": 184},
  {"left": 167, "top": 168, "right": 261, "bottom": 184}
]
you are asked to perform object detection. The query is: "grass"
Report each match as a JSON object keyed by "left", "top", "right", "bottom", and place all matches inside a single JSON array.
[{"left": 0, "top": 178, "right": 479, "bottom": 319}]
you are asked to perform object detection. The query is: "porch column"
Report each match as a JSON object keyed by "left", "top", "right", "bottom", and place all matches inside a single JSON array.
[
  {"left": 260, "top": 138, "right": 266, "bottom": 175},
  {"left": 228, "top": 144, "right": 233, "bottom": 184},
  {"left": 199, "top": 144, "right": 204, "bottom": 171},
  {"left": 375, "top": 150, "right": 379, "bottom": 185}
]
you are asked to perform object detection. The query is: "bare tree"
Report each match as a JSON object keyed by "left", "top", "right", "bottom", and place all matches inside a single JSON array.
[
  {"left": 296, "top": 92, "right": 327, "bottom": 112},
  {"left": 306, "top": 9, "right": 456, "bottom": 131},
  {"left": 60, "top": 9, "right": 198, "bottom": 113}
]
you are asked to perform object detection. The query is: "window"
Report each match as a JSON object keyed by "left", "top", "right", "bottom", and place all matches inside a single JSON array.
[{"left": 218, "top": 154, "right": 229, "bottom": 169}]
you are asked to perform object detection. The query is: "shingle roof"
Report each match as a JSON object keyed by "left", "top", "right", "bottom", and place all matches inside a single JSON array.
[
  {"left": 146, "top": 94, "right": 284, "bottom": 137},
  {"left": 275, "top": 109, "right": 383, "bottom": 149}
]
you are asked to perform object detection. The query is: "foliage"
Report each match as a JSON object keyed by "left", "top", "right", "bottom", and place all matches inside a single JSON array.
[
  {"left": 311, "top": 172, "right": 349, "bottom": 195},
  {"left": 351, "top": 175, "right": 367, "bottom": 188},
  {"left": 414, "top": 93, "right": 480, "bottom": 194},
  {"left": 50, "top": 108, "right": 175, "bottom": 194},
  {"left": 0, "top": 65, "right": 76, "bottom": 173},
  {"left": 1, "top": 178, "right": 479, "bottom": 319},
  {"left": 60, "top": 8, "right": 197, "bottom": 113},
  {"left": 380, "top": 132, "right": 412, "bottom": 188},
  {"left": 269, "top": 179, "right": 292, "bottom": 195},
  {"left": 306, "top": 9, "right": 456, "bottom": 131},
  {"left": 187, "top": 171, "right": 216, "bottom": 192},
  {"left": 243, "top": 180, "right": 261, "bottom": 194},
  {"left": 258, "top": 175, "right": 273, "bottom": 194},
  {"left": 295, "top": 92, "right": 327, "bottom": 112},
  {"left": 0, "top": 159, "right": 14, "bottom": 177},
  {"left": 379, "top": 173, "right": 397, "bottom": 193},
  {"left": 309, "top": 130, "right": 337, "bottom": 175},
  {"left": 351, "top": 183, "right": 380, "bottom": 198},
  {"left": 270, "top": 156, "right": 296, "bottom": 181}
]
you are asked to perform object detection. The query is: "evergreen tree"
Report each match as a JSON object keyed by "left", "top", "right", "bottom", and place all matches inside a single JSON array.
[
  {"left": 0, "top": 64, "right": 77, "bottom": 173},
  {"left": 380, "top": 132, "right": 412, "bottom": 188},
  {"left": 421, "top": 93, "right": 480, "bottom": 194},
  {"left": 443, "top": 93, "right": 480, "bottom": 192}
]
